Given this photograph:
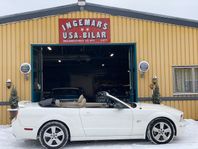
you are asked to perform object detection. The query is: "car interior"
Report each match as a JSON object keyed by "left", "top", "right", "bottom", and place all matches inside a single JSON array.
[{"left": 54, "top": 93, "right": 128, "bottom": 109}]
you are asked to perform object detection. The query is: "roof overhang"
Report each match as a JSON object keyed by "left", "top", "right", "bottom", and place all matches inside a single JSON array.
[{"left": 0, "top": 2, "right": 197, "bottom": 28}]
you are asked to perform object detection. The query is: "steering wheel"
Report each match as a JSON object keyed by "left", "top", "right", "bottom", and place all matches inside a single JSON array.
[
  {"left": 106, "top": 98, "right": 115, "bottom": 108},
  {"left": 96, "top": 91, "right": 108, "bottom": 103}
]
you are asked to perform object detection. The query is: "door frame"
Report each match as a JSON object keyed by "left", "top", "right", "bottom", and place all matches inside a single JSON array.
[{"left": 31, "top": 43, "right": 138, "bottom": 102}]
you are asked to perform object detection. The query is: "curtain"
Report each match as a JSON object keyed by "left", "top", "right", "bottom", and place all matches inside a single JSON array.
[
  {"left": 195, "top": 68, "right": 198, "bottom": 92},
  {"left": 174, "top": 68, "right": 193, "bottom": 93}
]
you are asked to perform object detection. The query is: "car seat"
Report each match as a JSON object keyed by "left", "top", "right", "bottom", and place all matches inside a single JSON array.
[{"left": 56, "top": 95, "right": 86, "bottom": 108}]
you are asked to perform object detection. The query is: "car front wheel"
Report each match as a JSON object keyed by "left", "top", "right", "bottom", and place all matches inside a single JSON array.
[
  {"left": 147, "top": 118, "right": 175, "bottom": 144},
  {"left": 39, "top": 121, "right": 69, "bottom": 149}
]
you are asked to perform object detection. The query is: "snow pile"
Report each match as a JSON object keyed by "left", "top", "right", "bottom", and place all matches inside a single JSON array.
[{"left": 0, "top": 119, "right": 197, "bottom": 149}]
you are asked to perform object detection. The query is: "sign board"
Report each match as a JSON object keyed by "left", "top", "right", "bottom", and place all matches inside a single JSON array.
[
  {"left": 59, "top": 18, "right": 110, "bottom": 44},
  {"left": 138, "top": 61, "right": 149, "bottom": 73},
  {"left": 20, "top": 63, "right": 31, "bottom": 74}
]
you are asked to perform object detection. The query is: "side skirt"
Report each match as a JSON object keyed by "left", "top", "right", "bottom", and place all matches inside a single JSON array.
[{"left": 70, "top": 135, "right": 145, "bottom": 141}]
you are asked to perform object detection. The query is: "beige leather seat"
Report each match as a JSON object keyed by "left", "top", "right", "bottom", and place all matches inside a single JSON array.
[
  {"left": 77, "top": 95, "right": 86, "bottom": 108},
  {"left": 56, "top": 95, "right": 86, "bottom": 108}
]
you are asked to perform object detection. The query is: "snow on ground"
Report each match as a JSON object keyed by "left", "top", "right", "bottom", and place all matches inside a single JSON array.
[{"left": 0, "top": 119, "right": 198, "bottom": 149}]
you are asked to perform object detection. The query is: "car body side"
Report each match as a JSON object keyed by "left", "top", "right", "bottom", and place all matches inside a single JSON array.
[{"left": 12, "top": 102, "right": 184, "bottom": 142}]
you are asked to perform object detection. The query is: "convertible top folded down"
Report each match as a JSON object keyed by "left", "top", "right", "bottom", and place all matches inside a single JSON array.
[{"left": 39, "top": 95, "right": 108, "bottom": 108}]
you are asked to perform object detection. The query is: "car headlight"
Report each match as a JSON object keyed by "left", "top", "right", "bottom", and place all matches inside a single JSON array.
[{"left": 180, "top": 114, "right": 184, "bottom": 122}]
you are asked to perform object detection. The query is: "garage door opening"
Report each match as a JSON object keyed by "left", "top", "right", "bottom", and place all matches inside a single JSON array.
[{"left": 31, "top": 44, "right": 137, "bottom": 102}]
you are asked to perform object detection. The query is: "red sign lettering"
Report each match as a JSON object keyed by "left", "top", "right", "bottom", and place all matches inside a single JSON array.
[{"left": 59, "top": 18, "right": 110, "bottom": 44}]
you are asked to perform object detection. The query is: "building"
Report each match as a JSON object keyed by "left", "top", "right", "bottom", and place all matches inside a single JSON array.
[{"left": 0, "top": 1, "right": 198, "bottom": 124}]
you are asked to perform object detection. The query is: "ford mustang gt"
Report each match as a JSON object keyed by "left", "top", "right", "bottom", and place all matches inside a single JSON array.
[{"left": 12, "top": 92, "right": 184, "bottom": 149}]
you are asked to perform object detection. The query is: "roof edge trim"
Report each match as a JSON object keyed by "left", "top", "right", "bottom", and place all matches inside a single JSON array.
[{"left": 0, "top": 3, "right": 197, "bottom": 28}]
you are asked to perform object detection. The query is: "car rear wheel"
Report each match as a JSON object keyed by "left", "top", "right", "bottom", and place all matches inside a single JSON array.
[
  {"left": 39, "top": 121, "right": 69, "bottom": 149},
  {"left": 147, "top": 118, "right": 174, "bottom": 144}
]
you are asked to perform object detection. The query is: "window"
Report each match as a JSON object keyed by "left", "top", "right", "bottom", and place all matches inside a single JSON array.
[{"left": 173, "top": 66, "right": 198, "bottom": 94}]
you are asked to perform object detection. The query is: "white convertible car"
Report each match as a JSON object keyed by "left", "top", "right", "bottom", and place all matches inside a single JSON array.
[{"left": 12, "top": 92, "right": 184, "bottom": 149}]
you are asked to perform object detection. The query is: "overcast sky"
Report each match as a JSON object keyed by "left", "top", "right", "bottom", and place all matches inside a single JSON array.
[{"left": 0, "top": 0, "right": 198, "bottom": 21}]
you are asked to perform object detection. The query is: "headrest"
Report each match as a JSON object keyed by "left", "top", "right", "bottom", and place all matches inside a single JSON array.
[
  {"left": 78, "top": 95, "right": 84, "bottom": 103},
  {"left": 79, "top": 98, "right": 86, "bottom": 108}
]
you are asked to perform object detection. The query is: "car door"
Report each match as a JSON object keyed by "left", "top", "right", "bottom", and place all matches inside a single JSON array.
[{"left": 80, "top": 100, "right": 133, "bottom": 137}]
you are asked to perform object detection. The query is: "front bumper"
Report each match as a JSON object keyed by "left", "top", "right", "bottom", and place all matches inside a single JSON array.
[{"left": 176, "top": 119, "right": 185, "bottom": 136}]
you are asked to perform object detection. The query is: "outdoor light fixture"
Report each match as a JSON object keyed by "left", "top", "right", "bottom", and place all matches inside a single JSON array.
[
  {"left": 47, "top": 47, "right": 52, "bottom": 51},
  {"left": 78, "top": 0, "right": 86, "bottom": 6},
  {"left": 58, "top": 60, "right": 62, "bottom": 63},
  {"left": 6, "top": 79, "right": 12, "bottom": 89},
  {"left": 20, "top": 63, "right": 31, "bottom": 80},
  {"left": 78, "top": 0, "right": 86, "bottom": 11},
  {"left": 102, "top": 64, "right": 105, "bottom": 67},
  {"left": 110, "top": 53, "right": 114, "bottom": 57},
  {"left": 138, "top": 60, "right": 150, "bottom": 78}
]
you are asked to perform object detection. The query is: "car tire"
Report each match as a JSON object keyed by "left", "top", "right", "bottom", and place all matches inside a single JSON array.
[
  {"left": 39, "top": 121, "right": 69, "bottom": 149},
  {"left": 147, "top": 118, "right": 175, "bottom": 144}
]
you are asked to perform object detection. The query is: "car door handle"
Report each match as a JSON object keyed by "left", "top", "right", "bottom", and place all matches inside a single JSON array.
[{"left": 85, "top": 111, "right": 91, "bottom": 114}]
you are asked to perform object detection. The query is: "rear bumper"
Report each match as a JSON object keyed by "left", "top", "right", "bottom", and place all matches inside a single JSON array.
[{"left": 12, "top": 118, "right": 38, "bottom": 140}]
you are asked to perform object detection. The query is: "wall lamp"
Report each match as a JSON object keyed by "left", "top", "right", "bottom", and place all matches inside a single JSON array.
[
  {"left": 78, "top": 0, "right": 86, "bottom": 11},
  {"left": 6, "top": 79, "right": 12, "bottom": 89}
]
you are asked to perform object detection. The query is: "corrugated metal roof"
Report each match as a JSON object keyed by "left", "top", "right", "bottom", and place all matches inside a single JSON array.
[{"left": 0, "top": 2, "right": 197, "bottom": 27}]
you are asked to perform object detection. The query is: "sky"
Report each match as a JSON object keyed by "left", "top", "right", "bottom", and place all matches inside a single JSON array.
[{"left": 0, "top": 0, "right": 198, "bottom": 21}]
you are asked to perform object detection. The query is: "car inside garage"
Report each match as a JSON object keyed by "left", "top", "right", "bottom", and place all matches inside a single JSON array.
[{"left": 32, "top": 44, "right": 137, "bottom": 103}]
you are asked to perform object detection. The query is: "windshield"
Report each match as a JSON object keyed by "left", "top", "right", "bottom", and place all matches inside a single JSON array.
[{"left": 106, "top": 92, "right": 137, "bottom": 108}]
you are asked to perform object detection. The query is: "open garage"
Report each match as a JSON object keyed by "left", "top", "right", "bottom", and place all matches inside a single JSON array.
[{"left": 32, "top": 44, "right": 137, "bottom": 102}]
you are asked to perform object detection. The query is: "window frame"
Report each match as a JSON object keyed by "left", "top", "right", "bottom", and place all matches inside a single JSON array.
[{"left": 173, "top": 65, "right": 198, "bottom": 95}]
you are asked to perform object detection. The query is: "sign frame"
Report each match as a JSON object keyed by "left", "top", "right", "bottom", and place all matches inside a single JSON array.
[
  {"left": 138, "top": 61, "right": 150, "bottom": 73},
  {"left": 59, "top": 18, "right": 111, "bottom": 44},
  {"left": 20, "top": 63, "right": 31, "bottom": 74}
]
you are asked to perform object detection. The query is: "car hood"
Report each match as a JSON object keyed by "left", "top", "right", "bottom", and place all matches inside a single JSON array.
[{"left": 135, "top": 102, "right": 183, "bottom": 115}]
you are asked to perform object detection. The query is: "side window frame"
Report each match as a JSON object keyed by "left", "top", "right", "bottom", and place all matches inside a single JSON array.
[{"left": 173, "top": 66, "right": 198, "bottom": 95}]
